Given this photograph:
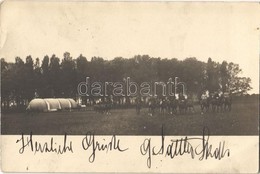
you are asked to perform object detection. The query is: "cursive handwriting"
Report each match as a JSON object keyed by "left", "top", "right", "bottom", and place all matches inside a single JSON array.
[
  {"left": 15, "top": 127, "right": 230, "bottom": 168},
  {"left": 82, "top": 132, "right": 129, "bottom": 163},
  {"left": 140, "top": 126, "right": 230, "bottom": 168},
  {"left": 16, "top": 132, "right": 73, "bottom": 154}
]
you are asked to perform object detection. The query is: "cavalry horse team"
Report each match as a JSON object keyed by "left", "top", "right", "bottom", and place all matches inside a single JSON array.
[
  {"left": 93, "top": 91, "right": 232, "bottom": 116},
  {"left": 200, "top": 91, "right": 232, "bottom": 113},
  {"left": 146, "top": 92, "right": 232, "bottom": 116}
]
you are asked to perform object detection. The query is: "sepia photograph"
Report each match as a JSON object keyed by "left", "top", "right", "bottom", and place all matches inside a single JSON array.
[
  {"left": 0, "top": 1, "right": 259, "bottom": 173},
  {"left": 1, "top": 1, "right": 259, "bottom": 136}
]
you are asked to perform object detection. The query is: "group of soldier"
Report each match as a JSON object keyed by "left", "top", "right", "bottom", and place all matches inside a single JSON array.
[
  {"left": 92, "top": 90, "right": 232, "bottom": 115},
  {"left": 200, "top": 90, "right": 232, "bottom": 113},
  {"left": 140, "top": 91, "right": 232, "bottom": 116},
  {"left": 141, "top": 94, "right": 194, "bottom": 116}
]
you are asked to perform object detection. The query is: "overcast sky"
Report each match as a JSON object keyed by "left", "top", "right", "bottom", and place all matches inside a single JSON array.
[{"left": 0, "top": 1, "right": 259, "bottom": 94}]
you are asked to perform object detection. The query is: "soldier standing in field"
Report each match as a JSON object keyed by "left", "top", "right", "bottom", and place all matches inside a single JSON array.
[{"left": 135, "top": 96, "right": 142, "bottom": 115}]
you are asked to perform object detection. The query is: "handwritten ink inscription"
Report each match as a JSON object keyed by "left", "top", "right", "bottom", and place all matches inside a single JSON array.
[
  {"left": 16, "top": 133, "right": 73, "bottom": 154},
  {"left": 81, "top": 132, "right": 129, "bottom": 163},
  {"left": 140, "top": 126, "right": 230, "bottom": 168},
  {"left": 15, "top": 126, "right": 230, "bottom": 168}
]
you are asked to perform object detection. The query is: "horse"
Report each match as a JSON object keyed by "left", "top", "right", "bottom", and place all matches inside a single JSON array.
[
  {"left": 148, "top": 98, "right": 157, "bottom": 116},
  {"left": 93, "top": 103, "right": 106, "bottom": 114},
  {"left": 223, "top": 94, "right": 232, "bottom": 112},
  {"left": 200, "top": 97, "right": 210, "bottom": 113},
  {"left": 186, "top": 98, "right": 195, "bottom": 113},
  {"left": 135, "top": 97, "right": 142, "bottom": 115},
  {"left": 210, "top": 94, "right": 224, "bottom": 112},
  {"left": 159, "top": 98, "right": 167, "bottom": 114},
  {"left": 178, "top": 98, "right": 187, "bottom": 114},
  {"left": 93, "top": 99, "right": 112, "bottom": 115},
  {"left": 104, "top": 100, "right": 112, "bottom": 115},
  {"left": 168, "top": 97, "right": 178, "bottom": 115}
]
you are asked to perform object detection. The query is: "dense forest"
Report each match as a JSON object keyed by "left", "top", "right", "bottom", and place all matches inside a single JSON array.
[{"left": 1, "top": 52, "right": 252, "bottom": 110}]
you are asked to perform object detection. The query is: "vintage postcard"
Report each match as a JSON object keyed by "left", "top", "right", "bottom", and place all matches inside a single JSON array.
[{"left": 0, "top": 1, "right": 259, "bottom": 173}]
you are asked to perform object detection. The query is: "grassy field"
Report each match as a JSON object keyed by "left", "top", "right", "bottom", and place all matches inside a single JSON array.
[{"left": 1, "top": 98, "right": 258, "bottom": 135}]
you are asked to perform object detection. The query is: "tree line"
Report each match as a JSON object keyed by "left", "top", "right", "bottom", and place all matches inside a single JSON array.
[{"left": 1, "top": 52, "right": 252, "bottom": 110}]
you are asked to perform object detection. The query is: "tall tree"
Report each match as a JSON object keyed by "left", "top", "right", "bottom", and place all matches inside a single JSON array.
[
  {"left": 1, "top": 58, "right": 12, "bottom": 109},
  {"left": 1, "top": 53, "right": 254, "bottom": 112},
  {"left": 33, "top": 58, "right": 42, "bottom": 98},
  {"left": 23, "top": 55, "right": 34, "bottom": 102},
  {"left": 40, "top": 55, "right": 51, "bottom": 97},
  {"left": 182, "top": 58, "right": 204, "bottom": 95},
  {"left": 226, "top": 62, "right": 252, "bottom": 95},
  {"left": 206, "top": 58, "right": 220, "bottom": 93},
  {"left": 60, "top": 52, "right": 76, "bottom": 98},
  {"left": 13, "top": 57, "right": 25, "bottom": 108},
  {"left": 75, "top": 54, "right": 89, "bottom": 103},
  {"left": 49, "top": 54, "right": 61, "bottom": 97},
  {"left": 220, "top": 61, "right": 229, "bottom": 93}
]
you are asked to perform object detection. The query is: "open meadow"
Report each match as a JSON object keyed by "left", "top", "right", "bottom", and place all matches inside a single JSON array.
[{"left": 1, "top": 97, "right": 258, "bottom": 135}]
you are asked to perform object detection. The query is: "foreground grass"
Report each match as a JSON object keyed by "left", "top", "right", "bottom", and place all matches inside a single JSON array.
[{"left": 1, "top": 99, "right": 258, "bottom": 135}]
